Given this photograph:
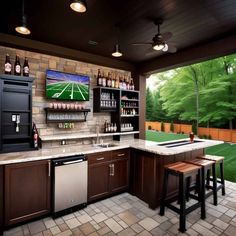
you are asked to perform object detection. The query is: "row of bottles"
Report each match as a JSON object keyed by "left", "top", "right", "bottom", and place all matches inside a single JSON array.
[
  {"left": 104, "top": 121, "right": 117, "bottom": 133},
  {"left": 97, "top": 69, "right": 135, "bottom": 90},
  {"left": 5, "top": 54, "right": 29, "bottom": 76},
  {"left": 121, "top": 108, "right": 137, "bottom": 115},
  {"left": 121, "top": 123, "right": 134, "bottom": 132},
  {"left": 121, "top": 101, "right": 138, "bottom": 108},
  {"left": 101, "top": 92, "right": 117, "bottom": 108}
]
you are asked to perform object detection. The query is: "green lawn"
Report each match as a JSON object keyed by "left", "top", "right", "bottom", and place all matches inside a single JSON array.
[{"left": 146, "top": 130, "right": 236, "bottom": 182}]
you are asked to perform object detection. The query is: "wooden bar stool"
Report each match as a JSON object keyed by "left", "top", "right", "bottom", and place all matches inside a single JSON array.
[
  {"left": 184, "top": 159, "right": 215, "bottom": 217},
  {"left": 159, "top": 162, "right": 203, "bottom": 233},
  {"left": 197, "top": 155, "right": 225, "bottom": 203}
]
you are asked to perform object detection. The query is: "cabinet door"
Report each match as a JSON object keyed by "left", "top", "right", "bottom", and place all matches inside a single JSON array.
[
  {"left": 88, "top": 163, "right": 110, "bottom": 202},
  {"left": 5, "top": 160, "right": 51, "bottom": 226},
  {"left": 110, "top": 158, "right": 129, "bottom": 193}
]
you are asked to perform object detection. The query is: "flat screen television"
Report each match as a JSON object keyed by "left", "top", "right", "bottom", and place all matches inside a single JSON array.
[{"left": 46, "top": 69, "right": 90, "bottom": 101}]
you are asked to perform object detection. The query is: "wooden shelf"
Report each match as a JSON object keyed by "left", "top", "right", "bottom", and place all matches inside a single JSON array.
[
  {"left": 121, "top": 115, "right": 139, "bottom": 117},
  {"left": 121, "top": 99, "right": 139, "bottom": 102},
  {"left": 45, "top": 108, "right": 90, "bottom": 113}
]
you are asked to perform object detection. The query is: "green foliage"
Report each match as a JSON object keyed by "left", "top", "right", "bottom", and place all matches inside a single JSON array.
[
  {"left": 146, "top": 87, "right": 154, "bottom": 121},
  {"left": 170, "top": 120, "right": 174, "bottom": 132},
  {"left": 147, "top": 53, "right": 236, "bottom": 128},
  {"left": 161, "top": 121, "right": 165, "bottom": 132},
  {"left": 192, "top": 123, "right": 197, "bottom": 135}
]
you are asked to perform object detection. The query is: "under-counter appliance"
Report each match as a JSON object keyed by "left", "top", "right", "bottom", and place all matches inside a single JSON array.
[{"left": 52, "top": 155, "right": 87, "bottom": 217}]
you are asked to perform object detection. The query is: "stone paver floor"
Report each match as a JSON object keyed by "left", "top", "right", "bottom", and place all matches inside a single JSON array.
[{"left": 4, "top": 180, "right": 236, "bottom": 236}]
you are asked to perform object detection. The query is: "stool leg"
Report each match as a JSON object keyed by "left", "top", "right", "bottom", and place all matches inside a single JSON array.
[
  {"left": 212, "top": 163, "right": 218, "bottom": 205},
  {"left": 201, "top": 168, "right": 206, "bottom": 219},
  {"left": 186, "top": 176, "right": 191, "bottom": 202},
  {"left": 206, "top": 169, "right": 210, "bottom": 189},
  {"left": 179, "top": 174, "right": 186, "bottom": 233},
  {"left": 160, "top": 169, "right": 168, "bottom": 216},
  {"left": 220, "top": 162, "right": 226, "bottom": 196}
]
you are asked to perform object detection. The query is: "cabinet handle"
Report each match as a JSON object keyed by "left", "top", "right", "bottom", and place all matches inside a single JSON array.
[
  {"left": 117, "top": 153, "right": 125, "bottom": 157},
  {"left": 96, "top": 157, "right": 105, "bottom": 161},
  {"left": 48, "top": 161, "right": 51, "bottom": 177},
  {"left": 109, "top": 164, "right": 113, "bottom": 176},
  {"left": 111, "top": 164, "right": 115, "bottom": 176}
]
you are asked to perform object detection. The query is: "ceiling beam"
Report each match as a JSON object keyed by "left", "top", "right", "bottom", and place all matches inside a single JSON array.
[
  {"left": 139, "top": 34, "right": 236, "bottom": 75},
  {"left": 0, "top": 33, "right": 135, "bottom": 72}
]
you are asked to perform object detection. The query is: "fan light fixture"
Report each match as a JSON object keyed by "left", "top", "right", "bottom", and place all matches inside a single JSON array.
[
  {"left": 112, "top": 44, "right": 122, "bottom": 57},
  {"left": 153, "top": 43, "right": 165, "bottom": 51},
  {"left": 15, "top": 0, "right": 31, "bottom": 35},
  {"left": 70, "top": 0, "right": 87, "bottom": 13}
]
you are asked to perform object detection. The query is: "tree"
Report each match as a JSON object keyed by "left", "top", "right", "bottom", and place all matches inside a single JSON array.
[{"left": 146, "top": 87, "right": 154, "bottom": 121}]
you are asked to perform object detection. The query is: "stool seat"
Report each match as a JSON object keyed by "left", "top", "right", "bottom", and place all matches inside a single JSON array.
[
  {"left": 165, "top": 161, "right": 201, "bottom": 174},
  {"left": 185, "top": 159, "right": 215, "bottom": 167},
  {"left": 197, "top": 155, "right": 224, "bottom": 163}
]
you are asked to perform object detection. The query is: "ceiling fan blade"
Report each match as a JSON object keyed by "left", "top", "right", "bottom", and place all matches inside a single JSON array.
[
  {"left": 162, "top": 32, "right": 173, "bottom": 41},
  {"left": 131, "top": 42, "right": 152, "bottom": 46},
  {"left": 166, "top": 43, "right": 177, "bottom": 53}
]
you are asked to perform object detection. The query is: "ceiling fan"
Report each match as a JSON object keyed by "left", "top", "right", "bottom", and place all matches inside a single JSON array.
[{"left": 132, "top": 19, "right": 177, "bottom": 53}]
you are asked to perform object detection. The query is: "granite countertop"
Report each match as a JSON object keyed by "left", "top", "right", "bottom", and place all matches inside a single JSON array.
[{"left": 0, "top": 138, "right": 223, "bottom": 165}]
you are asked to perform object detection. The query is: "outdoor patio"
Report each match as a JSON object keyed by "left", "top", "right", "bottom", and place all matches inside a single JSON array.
[{"left": 3, "top": 180, "right": 236, "bottom": 236}]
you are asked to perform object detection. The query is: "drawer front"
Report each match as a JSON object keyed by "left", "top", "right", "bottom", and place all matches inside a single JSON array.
[
  {"left": 88, "top": 151, "right": 111, "bottom": 164},
  {"left": 112, "top": 149, "right": 130, "bottom": 160}
]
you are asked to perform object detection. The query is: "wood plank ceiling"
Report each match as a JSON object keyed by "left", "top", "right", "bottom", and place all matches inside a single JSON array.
[{"left": 0, "top": 0, "right": 236, "bottom": 63}]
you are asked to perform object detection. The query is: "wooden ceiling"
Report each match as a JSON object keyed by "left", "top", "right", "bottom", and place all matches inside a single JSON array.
[{"left": 0, "top": 0, "right": 236, "bottom": 63}]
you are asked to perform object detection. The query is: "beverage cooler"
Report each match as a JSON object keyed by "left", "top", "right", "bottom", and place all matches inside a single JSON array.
[{"left": 0, "top": 74, "right": 34, "bottom": 153}]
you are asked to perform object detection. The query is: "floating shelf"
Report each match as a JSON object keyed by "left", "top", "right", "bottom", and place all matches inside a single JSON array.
[{"left": 44, "top": 108, "right": 91, "bottom": 123}]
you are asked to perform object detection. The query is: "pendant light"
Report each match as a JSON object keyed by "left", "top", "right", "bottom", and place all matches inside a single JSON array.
[
  {"left": 70, "top": 0, "right": 87, "bottom": 13},
  {"left": 15, "top": 0, "right": 31, "bottom": 35},
  {"left": 112, "top": 24, "right": 123, "bottom": 58},
  {"left": 112, "top": 44, "right": 122, "bottom": 57}
]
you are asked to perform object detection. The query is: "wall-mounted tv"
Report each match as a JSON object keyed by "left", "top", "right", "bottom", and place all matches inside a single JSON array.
[{"left": 46, "top": 70, "right": 90, "bottom": 101}]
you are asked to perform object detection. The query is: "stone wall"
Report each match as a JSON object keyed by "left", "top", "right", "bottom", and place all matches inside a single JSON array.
[{"left": 0, "top": 46, "right": 132, "bottom": 145}]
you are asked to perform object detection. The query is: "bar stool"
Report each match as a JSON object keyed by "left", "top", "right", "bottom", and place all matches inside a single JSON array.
[
  {"left": 184, "top": 159, "right": 216, "bottom": 216},
  {"left": 197, "top": 155, "right": 225, "bottom": 202},
  {"left": 159, "top": 162, "right": 203, "bottom": 233}
]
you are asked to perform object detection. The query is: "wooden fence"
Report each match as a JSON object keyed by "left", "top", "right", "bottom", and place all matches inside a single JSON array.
[{"left": 146, "top": 121, "right": 236, "bottom": 143}]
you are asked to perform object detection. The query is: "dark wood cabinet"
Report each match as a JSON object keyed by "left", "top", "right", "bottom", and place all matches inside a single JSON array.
[
  {"left": 0, "top": 166, "right": 3, "bottom": 236},
  {"left": 130, "top": 149, "right": 204, "bottom": 209},
  {"left": 88, "top": 149, "right": 130, "bottom": 202},
  {"left": 4, "top": 160, "right": 51, "bottom": 226}
]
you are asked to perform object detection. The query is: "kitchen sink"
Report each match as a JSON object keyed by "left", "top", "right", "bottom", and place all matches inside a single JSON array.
[{"left": 94, "top": 143, "right": 118, "bottom": 148}]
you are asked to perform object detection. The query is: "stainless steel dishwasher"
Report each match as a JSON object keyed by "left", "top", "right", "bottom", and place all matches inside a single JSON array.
[{"left": 52, "top": 155, "right": 87, "bottom": 217}]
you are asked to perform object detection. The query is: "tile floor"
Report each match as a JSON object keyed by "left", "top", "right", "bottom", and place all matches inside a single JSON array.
[{"left": 4, "top": 180, "right": 236, "bottom": 236}]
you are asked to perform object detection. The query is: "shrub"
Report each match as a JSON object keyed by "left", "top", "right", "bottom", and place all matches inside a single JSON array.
[
  {"left": 208, "top": 135, "right": 212, "bottom": 139},
  {"left": 202, "top": 134, "right": 207, "bottom": 139},
  {"left": 198, "top": 134, "right": 203, "bottom": 139},
  {"left": 148, "top": 125, "right": 152, "bottom": 130},
  {"left": 192, "top": 123, "right": 197, "bottom": 135},
  {"left": 161, "top": 121, "right": 165, "bottom": 132},
  {"left": 170, "top": 121, "right": 174, "bottom": 132}
]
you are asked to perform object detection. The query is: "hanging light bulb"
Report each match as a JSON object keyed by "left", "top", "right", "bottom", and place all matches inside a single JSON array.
[
  {"left": 162, "top": 43, "right": 168, "bottom": 52},
  {"left": 112, "top": 44, "right": 122, "bottom": 57},
  {"left": 70, "top": 0, "right": 87, "bottom": 13},
  {"left": 15, "top": 0, "right": 31, "bottom": 35}
]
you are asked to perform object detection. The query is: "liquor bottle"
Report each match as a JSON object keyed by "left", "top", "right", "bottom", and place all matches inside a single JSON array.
[
  {"left": 111, "top": 73, "right": 115, "bottom": 88},
  {"left": 4, "top": 54, "right": 12, "bottom": 74},
  {"left": 130, "top": 78, "right": 134, "bottom": 90},
  {"left": 102, "top": 71, "right": 106, "bottom": 87},
  {"left": 126, "top": 77, "right": 130, "bottom": 90},
  {"left": 32, "top": 122, "right": 39, "bottom": 149},
  {"left": 119, "top": 76, "right": 123, "bottom": 89},
  {"left": 122, "top": 76, "right": 126, "bottom": 90},
  {"left": 107, "top": 72, "right": 111, "bottom": 87},
  {"left": 115, "top": 75, "right": 119, "bottom": 88},
  {"left": 14, "top": 55, "right": 21, "bottom": 76},
  {"left": 23, "top": 57, "right": 29, "bottom": 76},
  {"left": 97, "top": 69, "right": 102, "bottom": 86}
]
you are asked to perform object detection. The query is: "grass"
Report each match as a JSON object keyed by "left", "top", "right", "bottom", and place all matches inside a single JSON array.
[{"left": 146, "top": 130, "right": 236, "bottom": 182}]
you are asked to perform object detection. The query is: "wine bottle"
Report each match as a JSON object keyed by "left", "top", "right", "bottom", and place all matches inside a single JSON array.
[
  {"left": 4, "top": 54, "right": 12, "bottom": 74},
  {"left": 14, "top": 55, "right": 21, "bottom": 76},
  {"left": 97, "top": 69, "right": 102, "bottom": 86},
  {"left": 32, "top": 122, "right": 39, "bottom": 149},
  {"left": 23, "top": 57, "right": 29, "bottom": 76},
  {"left": 102, "top": 71, "right": 106, "bottom": 87}
]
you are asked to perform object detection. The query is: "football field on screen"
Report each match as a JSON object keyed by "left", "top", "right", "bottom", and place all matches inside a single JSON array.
[{"left": 47, "top": 81, "right": 89, "bottom": 101}]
